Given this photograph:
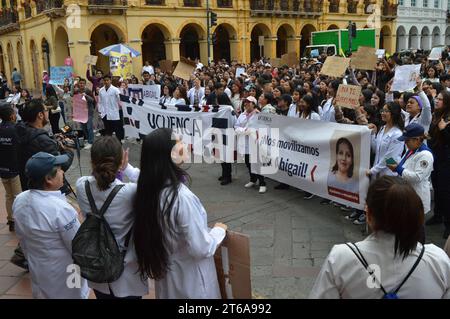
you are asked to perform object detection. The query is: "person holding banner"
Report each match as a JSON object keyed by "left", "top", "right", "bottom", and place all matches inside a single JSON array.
[{"left": 187, "top": 78, "right": 205, "bottom": 107}]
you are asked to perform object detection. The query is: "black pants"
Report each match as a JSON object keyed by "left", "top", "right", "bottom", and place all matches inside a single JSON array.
[
  {"left": 431, "top": 163, "right": 450, "bottom": 231},
  {"left": 49, "top": 112, "right": 60, "bottom": 135},
  {"left": 102, "top": 112, "right": 124, "bottom": 141},
  {"left": 245, "top": 154, "right": 266, "bottom": 186},
  {"left": 221, "top": 163, "right": 232, "bottom": 179},
  {"left": 94, "top": 289, "right": 142, "bottom": 300}
]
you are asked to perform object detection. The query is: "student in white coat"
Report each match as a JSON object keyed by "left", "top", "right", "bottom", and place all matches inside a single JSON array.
[
  {"left": 319, "top": 80, "right": 339, "bottom": 122},
  {"left": 310, "top": 176, "right": 450, "bottom": 299},
  {"left": 76, "top": 136, "right": 148, "bottom": 299},
  {"left": 402, "top": 77, "right": 432, "bottom": 134},
  {"left": 388, "top": 123, "right": 434, "bottom": 215},
  {"left": 132, "top": 128, "right": 228, "bottom": 299},
  {"left": 367, "top": 102, "right": 405, "bottom": 179},
  {"left": 13, "top": 152, "right": 89, "bottom": 299},
  {"left": 187, "top": 78, "right": 205, "bottom": 106}
]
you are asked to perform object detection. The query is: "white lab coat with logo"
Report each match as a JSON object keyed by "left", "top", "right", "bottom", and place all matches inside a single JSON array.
[
  {"left": 309, "top": 232, "right": 450, "bottom": 299},
  {"left": 13, "top": 190, "right": 90, "bottom": 299},
  {"left": 98, "top": 85, "right": 121, "bottom": 121},
  {"left": 396, "top": 147, "right": 434, "bottom": 214},
  {"left": 370, "top": 126, "right": 404, "bottom": 178}
]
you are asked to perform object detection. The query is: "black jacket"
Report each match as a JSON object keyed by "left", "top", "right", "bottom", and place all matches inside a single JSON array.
[
  {"left": 0, "top": 121, "right": 19, "bottom": 178},
  {"left": 16, "top": 122, "right": 74, "bottom": 190}
]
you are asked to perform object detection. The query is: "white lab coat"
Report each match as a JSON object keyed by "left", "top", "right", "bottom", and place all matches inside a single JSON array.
[
  {"left": 319, "top": 98, "right": 336, "bottom": 122},
  {"left": 76, "top": 175, "right": 149, "bottom": 297},
  {"left": 402, "top": 91, "right": 432, "bottom": 134},
  {"left": 396, "top": 147, "right": 434, "bottom": 214},
  {"left": 300, "top": 111, "right": 321, "bottom": 121},
  {"left": 309, "top": 232, "right": 450, "bottom": 299},
  {"left": 235, "top": 110, "right": 258, "bottom": 155},
  {"left": 13, "top": 190, "right": 90, "bottom": 299},
  {"left": 287, "top": 103, "right": 299, "bottom": 118},
  {"left": 98, "top": 85, "right": 121, "bottom": 121},
  {"left": 187, "top": 87, "right": 205, "bottom": 105},
  {"left": 370, "top": 126, "right": 404, "bottom": 178}
]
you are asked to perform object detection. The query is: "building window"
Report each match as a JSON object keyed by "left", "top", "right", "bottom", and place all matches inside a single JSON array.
[
  {"left": 434, "top": 0, "right": 440, "bottom": 8},
  {"left": 398, "top": 0, "right": 404, "bottom": 5},
  {"left": 217, "top": 0, "right": 232, "bottom": 7},
  {"left": 424, "top": 0, "right": 428, "bottom": 7},
  {"left": 329, "top": 0, "right": 339, "bottom": 13},
  {"left": 145, "top": 0, "right": 164, "bottom": 4},
  {"left": 184, "top": 0, "right": 200, "bottom": 6},
  {"left": 411, "top": 0, "right": 416, "bottom": 6}
]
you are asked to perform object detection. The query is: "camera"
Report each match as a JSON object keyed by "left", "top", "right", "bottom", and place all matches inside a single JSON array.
[{"left": 56, "top": 125, "right": 83, "bottom": 149}]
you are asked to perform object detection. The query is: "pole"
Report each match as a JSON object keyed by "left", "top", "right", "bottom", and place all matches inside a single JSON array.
[
  {"left": 348, "top": 21, "right": 352, "bottom": 56},
  {"left": 207, "top": 0, "right": 211, "bottom": 66}
]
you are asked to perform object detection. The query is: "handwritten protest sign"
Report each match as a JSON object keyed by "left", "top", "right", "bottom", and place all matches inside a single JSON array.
[
  {"left": 84, "top": 55, "right": 98, "bottom": 65},
  {"left": 269, "top": 58, "right": 282, "bottom": 68},
  {"left": 173, "top": 57, "right": 196, "bottom": 81},
  {"left": 429, "top": 47, "right": 443, "bottom": 61},
  {"left": 281, "top": 52, "right": 298, "bottom": 67},
  {"left": 335, "top": 84, "right": 362, "bottom": 109},
  {"left": 350, "top": 46, "right": 377, "bottom": 70},
  {"left": 72, "top": 94, "right": 88, "bottom": 124},
  {"left": 391, "top": 64, "right": 421, "bottom": 92},
  {"left": 49, "top": 66, "right": 73, "bottom": 85},
  {"left": 320, "top": 56, "right": 350, "bottom": 77},
  {"left": 235, "top": 67, "right": 246, "bottom": 78},
  {"left": 159, "top": 59, "right": 174, "bottom": 73}
]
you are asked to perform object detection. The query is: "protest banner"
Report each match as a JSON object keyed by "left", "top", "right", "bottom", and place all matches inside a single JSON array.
[
  {"left": 235, "top": 67, "right": 246, "bottom": 78},
  {"left": 72, "top": 94, "right": 88, "bottom": 124},
  {"left": 159, "top": 59, "right": 174, "bottom": 73},
  {"left": 429, "top": 47, "right": 443, "bottom": 60},
  {"left": 335, "top": 84, "right": 362, "bottom": 109},
  {"left": 214, "top": 231, "right": 252, "bottom": 299},
  {"left": 110, "top": 52, "right": 133, "bottom": 78},
  {"left": 281, "top": 52, "right": 298, "bottom": 67},
  {"left": 248, "top": 114, "right": 371, "bottom": 209},
  {"left": 127, "top": 84, "right": 161, "bottom": 102},
  {"left": 391, "top": 64, "right": 421, "bottom": 92},
  {"left": 173, "top": 57, "right": 196, "bottom": 80},
  {"left": 350, "top": 46, "right": 377, "bottom": 70},
  {"left": 84, "top": 55, "right": 98, "bottom": 65},
  {"left": 320, "top": 56, "right": 350, "bottom": 77},
  {"left": 49, "top": 66, "right": 73, "bottom": 85}
]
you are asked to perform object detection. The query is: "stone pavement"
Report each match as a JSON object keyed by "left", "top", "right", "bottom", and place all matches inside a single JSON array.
[{"left": 0, "top": 140, "right": 447, "bottom": 299}]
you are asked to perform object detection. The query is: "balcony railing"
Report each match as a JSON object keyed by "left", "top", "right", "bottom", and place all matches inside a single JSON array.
[
  {"left": 36, "top": 0, "right": 66, "bottom": 18},
  {"left": 250, "top": 0, "right": 323, "bottom": 17},
  {"left": 217, "top": 0, "right": 233, "bottom": 8},
  {"left": 0, "top": 9, "right": 19, "bottom": 35},
  {"left": 145, "top": 0, "right": 165, "bottom": 4},
  {"left": 88, "top": 0, "right": 128, "bottom": 14},
  {"left": 382, "top": 2, "right": 398, "bottom": 20},
  {"left": 184, "top": 0, "right": 201, "bottom": 7}
]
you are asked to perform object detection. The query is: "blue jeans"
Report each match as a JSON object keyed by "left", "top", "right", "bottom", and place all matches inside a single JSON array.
[{"left": 82, "top": 113, "right": 94, "bottom": 144}]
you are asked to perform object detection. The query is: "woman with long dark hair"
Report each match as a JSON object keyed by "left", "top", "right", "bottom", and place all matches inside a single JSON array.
[
  {"left": 133, "top": 128, "right": 227, "bottom": 298},
  {"left": 427, "top": 91, "right": 450, "bottom": 239}
]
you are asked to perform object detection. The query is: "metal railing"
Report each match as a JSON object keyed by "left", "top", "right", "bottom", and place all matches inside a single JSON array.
[
  {"left": 36, "top": 0, "right": 64, "bottom": 14},
  {"left": 88, "top": 0, "right": 129, "bottom": 5},
  {"left": 250, "top": 0, "right": 323, "bottom": 14},
  {"left": 145, "top": 0, "right": 165, "bottom": 4},
  {"left": 217, "top": 0, "right": 233, "bottom": 8}
]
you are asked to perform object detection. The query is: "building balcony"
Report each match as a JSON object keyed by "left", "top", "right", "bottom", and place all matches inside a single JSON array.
[
  {"left": 0, "top": 10, "right": 19, "bottom": 35},
  {"left": 381, "top": 1, "right": 397, "bottom": 21},
  {"left": 145, "top": 0, "right": 165, "bottom": 4},
  {"left": 250, "top": 0, "right": 322, "bottom": 18},
  {"left": 183, "top": 0, "right": 201, "bottom": 7},
  {"left": 217, "top": 0, "right": 233, "bottom": 8},
  {"left": 88, "top": 0, "right": 128, "bottom": 14},
  {"left": 35, "top": 0, "right": 66, "bottom": 18}
]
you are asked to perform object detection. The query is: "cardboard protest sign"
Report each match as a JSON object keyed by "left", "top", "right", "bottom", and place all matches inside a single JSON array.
[
  {"left": 335, "top": 84, "right": 362, "bottom": 109},
  {"left": 110, "top": 52, "right": 133, "bottom": 78},
  {"left": 281, "top": 52, "right": 298, "bottom": 67},
  {"left": 49, "top": 66, "right": 73, "bottom": 85},
  {"left": 72, "top": 94, "right": 88, "bottom": 124},
  {"left": 269, "top": 58, "right": 282, "bottom": 68},
  {"left": 429, "top": 47, "right": 443, "bottom": 61},
  {"left": 235, "top": 67, "right": 246, "bottom": 78},
  {"left": 84, "top": 55, "right": 98, "bottom": 65},
  {"left": 159, "top": 59, "right": 174, "bottom": 73},
  {"left": 173, "top": 57, "right": 196, "bottom": 81},
  {"left": 214, "top": 231, "right": 251, "bottom": 299},
  {"left": 320, "top": 56, "right": 350, "bottom": 77},
  {"left": 391, "top": 64, "right": 421, "bottom": 92},
  {"left": 350, "top": 46, "right": 377, "bottom": 70}
]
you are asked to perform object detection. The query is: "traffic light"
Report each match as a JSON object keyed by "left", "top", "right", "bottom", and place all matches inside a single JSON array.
[
  {"left": 351, "top": 23, "right": 357, "bottom": 38},
  {"left": 210, "top": 11, "right": 218, "bottom": 27}
]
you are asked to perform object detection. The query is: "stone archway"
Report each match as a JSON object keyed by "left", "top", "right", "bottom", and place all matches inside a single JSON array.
[
  {"left": 0, "top": 45, "right": 5, "bottom": 75},
  {"left": 396, "top": 26, "right": 407, "bottom": 52},
  {"left": 250, "top": 23, "right": 271, "bottom": 62},
  {"left": 380, "top": 25, "right": 392, "bottom": 53},
  {"left": 276, "top": 24, "right": 295, "bottom": 58},
  {"left": 432, "top": 26, "right": 442, "bottom": 47},
  {"left": 6, "top": 43, "right": 14, "bottom": 78},
  {"left": 409, "top": 26, "right": 419, "bottom": 50},
  {"left": 141, "top": 24, "right": 168, "bottom": 66},
  {"left": 41, "top": 38, "right": 50, "bottom": 73},
  {"left": 54, "top": 27, "right": 70, "bottom": 66},
  {"left": 421, "top": 27, "right": 431, "bottom": 50},
  {"left": 327, "top": 24, "right": 339, "bottom": 30},
  {"left": 179, "top": 24, "right": 201, "bottom": 60},
  {"left": 90, "top": 24, "right": 124, "bottom": 74},
  {"left": 300, "top": 24, "right": 317, "bottom": 56}
]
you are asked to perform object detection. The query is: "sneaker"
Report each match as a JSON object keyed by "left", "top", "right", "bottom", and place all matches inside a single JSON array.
[
  {"left": 274, "top": 183, "right": 290, "bottom": 190},
  {"left": 320, "top": 199, "right": 332, "bottom": 205},
  {"left": 303, "top": 192, "right": 314, "bottom": 200},
  {"left": 245, "top": 182, "right": 256, "bottom": 188},
  {"left": 333, "top": 201, "right": 342, "bottom": 207},
  {"left": 345, "top": 210, "right": 362, "bottom": 221},
  {"left": 259, "top": 186, "right": 267, "bottom": 194},
  {"left": 83, "top": 143, "right": 92, "bottom": 150},
  {"left": 340, "top": 205, "right": 352, "bottom": 212},
  {"left": 10, "top": 255, "right": 28, "bottom": 271},
  {"left": 353, "top": 214, "right": 366, "bottom": 225},
  {"left": 218, "top": 176, "right": 224, "bottom": 181},
  {"left": 425, "top": 215, "right": 443, "bottom": 226}
]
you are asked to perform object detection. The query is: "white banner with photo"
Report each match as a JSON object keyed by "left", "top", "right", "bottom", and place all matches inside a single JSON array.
[
  {"left": 123, "top": 101, "right": 236, "bottom": 162},
  {"left": 248, "top": 114, "right": 371, "bottom": 210}
]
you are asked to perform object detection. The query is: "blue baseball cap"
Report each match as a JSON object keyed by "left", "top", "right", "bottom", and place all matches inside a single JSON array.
[
  {"left": 25, "top": 152, "right": 68, "bottom": 179},
  {"left": 398, "top": 123, "right": 425, "bottom": 141}
]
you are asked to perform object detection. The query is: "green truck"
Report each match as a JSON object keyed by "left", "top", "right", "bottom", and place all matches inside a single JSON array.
[{"left": 303, "top": 28, "right": 377, "bottom": 60}]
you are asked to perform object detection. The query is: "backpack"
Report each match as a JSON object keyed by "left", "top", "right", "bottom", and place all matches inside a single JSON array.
[
  {"left": 72, "top": 180, "right": 131, "bottom": 283},
  {"left": 345, "top": 242, "right": 425, "bottom": 299}
]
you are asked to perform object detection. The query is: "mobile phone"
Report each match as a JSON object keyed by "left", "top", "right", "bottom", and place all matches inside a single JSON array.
[{"left": 385, "top": 158, "right": 397, "bottom": 165}]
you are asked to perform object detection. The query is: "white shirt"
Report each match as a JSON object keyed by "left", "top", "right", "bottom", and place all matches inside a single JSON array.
[
  {"left": 320, "top": 98, "right": 336, "bottom": 122},
  {"left": 224, "top": 87, "right": 232, "bottom": 99},
  {"left": 122, "top": 165, "right": 226, "bottom": 299},
  {"left": 310, "top": 232, "right": 450, "bottom": 299},
  {"left": 402, "top": 91, "right": 432, "bottom": 134},
  {"left": 187, "top": 87, "right": 205, "bottom": 105},
  {"left": 170, "top": 97, "right": 187, "bottom": 105},
  {"left": 76, "top": 175, "right": 149, "bottom": 298},
  {"left": 235, "top": 110, "right": 258, "bottom": 155},
  {"left": 13, "top": 190, "right": 90, "bottom": 299},
  {"left": 288, "top": 104, "right": 299, "bottom": 117},
  {"left": 370, "top": 126, "right": 404, "bottom": 178},
  {"left": 142, "top": 65, "right": 154, "bottom": 75},
  {"left": 98, "top": 85, "right": 121, "bottom": 121},
  {"left": 300, "top": 111, "right": 321, "bottom": 121}
]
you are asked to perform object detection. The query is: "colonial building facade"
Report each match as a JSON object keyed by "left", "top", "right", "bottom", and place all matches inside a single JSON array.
[
  {"left": 0, "top": 0, "right": 397, "bottom": 91},
  {"left": 395, "top": 0, "right": 449, "bottom": 51}
]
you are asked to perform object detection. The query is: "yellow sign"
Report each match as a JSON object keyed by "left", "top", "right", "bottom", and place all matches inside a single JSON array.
[{"left": 109, "top": 51, "right": 132, "bottom": 78}]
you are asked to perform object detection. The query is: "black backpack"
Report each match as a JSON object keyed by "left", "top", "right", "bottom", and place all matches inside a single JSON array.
[
  {"left": 346, "top": 242, "right": 425, "bottom": 299},
  {"left": 72, "top": 180, "right": 130, "bottom": 283}
]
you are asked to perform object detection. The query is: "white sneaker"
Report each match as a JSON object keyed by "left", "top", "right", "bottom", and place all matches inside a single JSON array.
[
  {"left": 259, "top": 186, "right": 267, "bottom": 194},
  {"left": 245, "top": 182, "right": 256, "bottom": 188},
  {"left": 83, "top": 143, "right": 92, "bottom": 150}
]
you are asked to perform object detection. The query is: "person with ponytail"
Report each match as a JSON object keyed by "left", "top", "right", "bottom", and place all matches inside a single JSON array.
[
  {"left": 132, "top": 128, "right": 227, "bottom": 299},
  {"left": 76, "top": 136, "right": 148, "bottom": 299}
]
